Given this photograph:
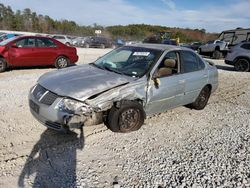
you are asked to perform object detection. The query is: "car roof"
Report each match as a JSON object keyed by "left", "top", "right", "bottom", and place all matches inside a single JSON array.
[{"left": 127, "top": 43, "right": 187, "bottom": 51}]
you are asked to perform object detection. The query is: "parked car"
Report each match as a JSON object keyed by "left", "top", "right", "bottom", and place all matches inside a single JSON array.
[
  {"left": 0, "top": 35, "right": 78, "bottom": 72},
  {"left": 182, "top": 42, "right": 203, "bottom": 51},
  {"left": 113, "top": 38, "right": 125, "bottom": 48},
  {"left": 29, "top": 43, "right": 218, "bottom": 133},
  {"left": 198, "top": 40, "right": 228, "bottom": 59},
  {"left": 225, "top": 42, "right": 250, "bottom": 72},
  {"left": 72, "top": 37, "right": 84, "bottom": 47},
  {"left": 0, "top": 33, "right": 20, "bottom": 42},
  {"left": 83, "top": 36, "right": 114, "bottom": 48},
  {"left": 72, "top": 36, "right": 91, "bottom": 48},
  {"left": 51, "top": 35, "right": 73, "bottom": 46}
]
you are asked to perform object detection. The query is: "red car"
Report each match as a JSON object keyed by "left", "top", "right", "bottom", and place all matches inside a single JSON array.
[{"left": 0, "top": 35, "right": 78, "bottom": 72}]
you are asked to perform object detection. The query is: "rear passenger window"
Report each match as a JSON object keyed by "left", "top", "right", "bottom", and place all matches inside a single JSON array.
[
  {"left": 180, "top": 51, "right": 204, "bottom": 73},
  {"left": 36, "top": 38, "right": 56, "bottom": 47}
]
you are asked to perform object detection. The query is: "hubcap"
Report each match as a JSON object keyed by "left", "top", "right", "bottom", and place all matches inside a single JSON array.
[
  {"left": 57, "top": 58, "right": 67, "bottom": 68},
  {"left": 119, "top": 108, "right": 140, "bottom": 131}
]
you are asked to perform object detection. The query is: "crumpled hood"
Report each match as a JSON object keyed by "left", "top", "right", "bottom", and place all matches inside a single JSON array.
[{"left": 38, "top": 64, "right": 134, "bottom": 101}]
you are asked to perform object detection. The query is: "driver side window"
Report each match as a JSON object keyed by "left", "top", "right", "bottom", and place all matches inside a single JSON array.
[{"left": 155, "top": 51, "right": 179, "bottom": 78}]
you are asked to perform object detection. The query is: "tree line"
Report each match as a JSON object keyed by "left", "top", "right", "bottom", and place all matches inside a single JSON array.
[{"left": 0, "top": 4, "right": 218, "bottom": 43}]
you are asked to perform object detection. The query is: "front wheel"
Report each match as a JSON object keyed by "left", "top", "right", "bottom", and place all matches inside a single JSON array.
[
  {"left": 187, "top": 86, "right": 211, "bottom": 110},
  {"left": 234, "top": 58, "right": 250, "bottom": 72},
  {"left": 55, "top": 56, "right": 69, "bottom": 69},
  {"left": 0, "top": 58, "right": 7, "bottom": 73},
  {"left": 107, "top": 101, "right": 145, "bottom": 133}
]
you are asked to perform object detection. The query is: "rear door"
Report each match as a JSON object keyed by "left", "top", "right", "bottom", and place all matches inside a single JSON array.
[
  {"left": 8, "top": 37, "right": 36, "bottom": 66},
  {"left": 34, "top": 38, "right": 58, "bottom": 65},
  {"left": 179, "top": 51, "right": 208, "bottom": 105}
]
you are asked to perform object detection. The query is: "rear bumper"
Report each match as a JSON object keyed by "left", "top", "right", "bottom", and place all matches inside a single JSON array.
[{"left": 70, "top": 55, "right": 78, "bottom": 64}]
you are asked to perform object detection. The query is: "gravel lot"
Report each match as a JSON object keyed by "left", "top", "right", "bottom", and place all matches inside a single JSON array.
[{"left": 0, "top": 48, "right": 249, "bottom": 188}]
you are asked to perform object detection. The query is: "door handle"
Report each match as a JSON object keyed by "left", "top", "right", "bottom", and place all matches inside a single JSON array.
[{"left": 179, "top": 79, "right": 185, "bottom": 84}]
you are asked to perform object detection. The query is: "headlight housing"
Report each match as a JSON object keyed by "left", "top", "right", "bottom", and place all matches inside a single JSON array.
[{"left": 55, "top": 98, "right": 91, "bottom": 113}]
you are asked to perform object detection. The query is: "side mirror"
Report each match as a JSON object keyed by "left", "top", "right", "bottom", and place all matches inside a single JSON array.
[{"left": 151, "top": 72, "right": 160, "bottom": 89}]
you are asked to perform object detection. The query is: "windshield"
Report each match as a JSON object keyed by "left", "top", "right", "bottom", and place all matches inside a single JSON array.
[
  {"left": 0, "top": 36, "right": 19, "bottom": 46},
  {"left": 93, "top": 46, "right": 162, "bottom": 77}
]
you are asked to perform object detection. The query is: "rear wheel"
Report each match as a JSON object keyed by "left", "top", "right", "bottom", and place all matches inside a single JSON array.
[
  {"left": 107, "top": 101, "right": 145, "bottom": 133},
  {"left": 212, "top": 50, "right": 222, "bottom": 59},
  {"left": 187, "top": 86, "right": 211, "bottom": 110},
  {"left": 0, "top": 58, "right": 7, "bottom": 73},
  {"left": 197, "top": 48, "right": 202, "bottom": 54},
  {"left": 55, "top": 56, "right": 69, "bottom": 69},
  {"left": 234, "top": 58, "right": 250, "bottom": 72}
]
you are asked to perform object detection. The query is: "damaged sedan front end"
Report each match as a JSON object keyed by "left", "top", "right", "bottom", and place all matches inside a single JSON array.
[{"left": 29, "top": 44, "right": 218, "bottom": 133}]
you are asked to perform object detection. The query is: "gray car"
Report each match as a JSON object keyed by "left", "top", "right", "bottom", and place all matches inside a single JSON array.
[
  {"left": 198, "top": 40, "right": 228, "bottom": 59},
  {"left": 225, "top": 42, "right": 250, "bottom": 72},
  {"left": 29, "top": 44, "right": 218, "bottom": 133}
]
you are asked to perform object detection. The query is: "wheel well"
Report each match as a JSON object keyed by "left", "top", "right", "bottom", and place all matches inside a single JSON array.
[
  {"left": 206, "top": 84, "right": 212, "bottom": 91},
  {"left": 234, "top": 56, "right": 250, "bottom": 63},
  {"left": 114, "top": 99, "right": 144, "bottom": 108},
  {"left": 56, "top": 55, "right": 69, "bottom": 61},
  {"left": 215, "top": 46, "right": 220, "bottom": 51},
  {"left": 0, "top": 56, "right": 9, "bottom": 67}
]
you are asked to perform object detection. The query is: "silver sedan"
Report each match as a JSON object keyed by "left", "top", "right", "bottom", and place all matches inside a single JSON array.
[{"left": 29, "top": 44, "right": 218, "bottom": 133}]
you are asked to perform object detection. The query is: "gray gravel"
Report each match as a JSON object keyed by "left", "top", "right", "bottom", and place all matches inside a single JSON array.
[{"left": 0, "top": 51, "right": 249, "bottom": 188}]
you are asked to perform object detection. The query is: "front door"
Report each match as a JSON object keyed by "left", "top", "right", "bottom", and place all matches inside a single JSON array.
[
  {"left": 145, "top": 51, "right": 185, "bottom": 115},
  {"left": 9, "top": 37, "right": 36, "bottom": 66}
]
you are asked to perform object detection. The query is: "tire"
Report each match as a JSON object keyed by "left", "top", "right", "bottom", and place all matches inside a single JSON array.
[
  {"left": 0, "top": 58, "right": 7, "bottom": 73},
  {"left": 55, "top": 56, "right": 69, "bottom": 69},
  {"left": 197, "top": 48, "right": 202, "bottom": 54},
  {"left": 212, "top": 50, "right": 222, "bottom": 59},
  {"left": 187, "top": 86, "right": 211, "bottom": 110},
  {"left": 65, "top": 42, "right": 70, "bottom": 46},
  {"left": 107, "top": 101, "right": 145, "bottom": 133},
  {"left": 100, "top": 44, "right": 105, "bottom": 49},
  {"left": 84, "top": 43, "right": 89, "bottom": 48},
  {"left": 234, "top": 58, "right": 250, "bottom": 72}
]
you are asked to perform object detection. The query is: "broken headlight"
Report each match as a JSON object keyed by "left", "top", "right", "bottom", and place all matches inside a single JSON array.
[{"left": 55, "top": 98, "right": 91, "bottom": 113}]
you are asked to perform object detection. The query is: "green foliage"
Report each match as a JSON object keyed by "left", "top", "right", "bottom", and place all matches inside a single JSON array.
[{"left": 0, "top": 4, "right": 217, "bottom": 42}]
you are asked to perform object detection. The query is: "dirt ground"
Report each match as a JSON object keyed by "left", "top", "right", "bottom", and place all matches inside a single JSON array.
[{"left": 0, "top": 48, "right": 249, "bottom": 187}]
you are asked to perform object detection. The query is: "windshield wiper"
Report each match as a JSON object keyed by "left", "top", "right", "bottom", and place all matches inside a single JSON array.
[
  {"left": 90, "top": 63, "right": 104, "bottom": 70},
  {"left": 102, "top": 64, "right": 125, "bottom": 75}
]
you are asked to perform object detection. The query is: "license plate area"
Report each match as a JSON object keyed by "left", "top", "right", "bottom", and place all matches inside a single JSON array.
[{"left": 29, "top": 100, "right": 40, "bottom": 114}]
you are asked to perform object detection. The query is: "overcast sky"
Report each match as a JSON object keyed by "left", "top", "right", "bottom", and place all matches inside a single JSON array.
[{"left": 1, "top": 0, "right": 250, "bottom": 32}]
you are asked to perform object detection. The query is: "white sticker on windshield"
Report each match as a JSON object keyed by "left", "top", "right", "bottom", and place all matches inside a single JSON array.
[{"left": 133, "top": 52, "right": 150, "bottom": 56}]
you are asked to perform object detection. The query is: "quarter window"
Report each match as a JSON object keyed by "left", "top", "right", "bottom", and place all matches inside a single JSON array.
[{"left": 241, "top": 43, "right": 250, "bottom": 50}]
